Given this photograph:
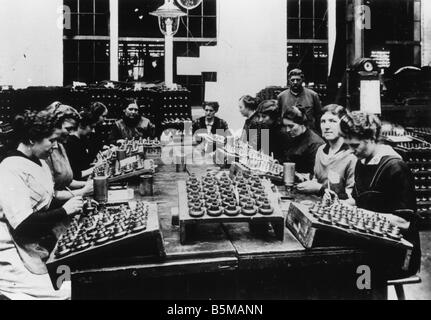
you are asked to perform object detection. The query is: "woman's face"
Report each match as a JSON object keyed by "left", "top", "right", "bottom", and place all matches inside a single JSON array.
[
  {"left": 320, "top": 112, "right": 341, "bottom": 141},
  {"left": 282, "top": 118, "right": 303, "bottom": 138},
  {"left": 344, "top": 137, "right": 372, "bottom": 159},
  {"left": 204, "top": 105, "right": 216, "bottom": 120},
  {"left": 258, "top": 114, "right": 275, "bottom": 127},
  {"left": 32, "top": 132, "right": 59, "bottom": 160},
  {"left": 81, "top": 125, "right": 95, "bottom": 137},
  {"left": 239, "top": 100, "right": 249, "bottom": 118},
  {"left": 59, "top": 119, "right": 77, "bottom": 142},
  {"left": 97, "top": 110, "right": 108, "bottom": 125},
  {"left": 124, "top": 103, "right": 140, "bottom": 119}
]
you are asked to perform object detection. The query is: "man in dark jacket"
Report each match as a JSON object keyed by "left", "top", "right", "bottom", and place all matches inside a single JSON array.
[{"left": 278, "top": 69, "right": 322, "bottom": 131}]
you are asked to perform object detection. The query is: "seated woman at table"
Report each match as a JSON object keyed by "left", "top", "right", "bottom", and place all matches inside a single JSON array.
[
  {"left": 256, "top": 99, "right": 282, "bottom": 158},
  {"left": 45, "top": 102, "right": 93, "bottom": 202},
  {"left": 192, "top": 102, "right": 229, "bottom": 136},
  {"left": 296, "top": 105, "right": 357, "bottom": 200},
  {"left": 239, "top": 95, "right": 260, "bottom": 150},
  {"left": 86, "top": 101, "right": 109, "bottom": 161},
  {"left": 338, "top": 110, "right": 421, "bottom": 277},
  {"left": 64, "top": 111, "right": 99, "bottom": 180},
  {"left": 0, "top": 110, "right": 83, "bottom": 300},
  {"left": 192, "top": 102, "right": 231, "bottom": 152},
  {"left": 279, "top": 106, "right": 325, "bottom": 176}
]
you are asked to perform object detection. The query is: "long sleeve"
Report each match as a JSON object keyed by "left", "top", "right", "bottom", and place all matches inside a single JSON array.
[
  {"left": 386, "top": 160, "right": 417, "bottom": 217},
  {"left": 305, "top": 142, "right": 322, "bottom": 175},
  {"left": 109, "top": 122, "right": 122, "bottom": 144},
  {"left": 344, "top": 155, "right": 357, "bottom": 197},
  {"left": 14, "top": 208, "right": 68, "bottom": 239}
]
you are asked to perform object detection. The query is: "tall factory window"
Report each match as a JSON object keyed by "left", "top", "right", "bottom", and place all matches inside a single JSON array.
[
  {"left": 365, "top": 0, "right": 421, "bottom": 75},
  {"left": 287, "top": 0, "right": 329, "bottom": 97},
  {"left": 63, "top": 0, "right": 110, "bottom": 85}
]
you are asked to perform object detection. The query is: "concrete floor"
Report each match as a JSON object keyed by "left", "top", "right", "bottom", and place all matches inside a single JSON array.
[{"left": 388, "top": 231, "right": 431, "bottom": 300}]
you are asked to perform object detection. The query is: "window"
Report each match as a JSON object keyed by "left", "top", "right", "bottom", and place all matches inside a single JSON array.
[
  {"left": 118, "top": 0, "right": 217, "bottom": 106},
  {"left": 365, "top": 0, "right": 421, "bottom": 74},
  {"left": 287, "top": 0, "right": 329, "bottom": 95},
  {"left": 63, "top": 0, "right": 218, "bottom": 104},
  {"left": 63, "top": 0, "right": 110, "bottom": 85}
]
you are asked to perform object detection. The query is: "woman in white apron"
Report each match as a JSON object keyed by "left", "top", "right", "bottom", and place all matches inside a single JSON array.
[{"left": 0, "top": 110, "right": 83, "bottom": 300}]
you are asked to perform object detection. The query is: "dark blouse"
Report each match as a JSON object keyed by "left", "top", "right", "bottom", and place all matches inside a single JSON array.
[
  {"left": 64, "top": 135, "right": 93, "bottom": 180},
  {"left": 279, "top": 128, "right": 325, "bottom": 174},
  {"left": 192, "top": 116, "right": 229, "bottom": 135},
  {"left": 241, "top": 112, "right": 261, "bottom": 150},
  {"left": 353, "top": 156, "right": 421, "bottom": 277}
]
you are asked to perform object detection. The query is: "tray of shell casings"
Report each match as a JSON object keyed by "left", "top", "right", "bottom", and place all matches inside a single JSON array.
[
  {"left": 286, "top": 200, "right": 414, "bottom": 251},
  {"left": 185, "top": 171, "right": 276, "bottom": 219},
  {"left": 307, "top": 201, "right": 414, "bottom": 249},
  {"left": 53, "top": 201, "right": 150, "bottom": 259}
]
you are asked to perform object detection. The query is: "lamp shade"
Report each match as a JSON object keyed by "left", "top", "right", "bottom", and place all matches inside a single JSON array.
[
  {"left": 158, "top": 16, "right": 181, "bottom": 36},
  {"left": 150, "top": 0, "right": 186, "bottom": 36}
]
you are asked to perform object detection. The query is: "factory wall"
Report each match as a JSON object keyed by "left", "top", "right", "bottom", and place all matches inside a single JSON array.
[
  {"left": 177, "top": 0, "right": 288, "bottom": 132},
  {"left": 0, "top": 0, "right": 63, "bottom": 88}
]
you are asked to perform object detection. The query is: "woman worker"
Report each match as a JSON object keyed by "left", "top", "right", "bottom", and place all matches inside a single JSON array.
[
  {"left": 0, "top": 110, "right": 83, "bottom": 299},
  {"left": 239, "top": 95, "right": 260, "bottom": 150},
  {"left": 279, "top": 105, "right": 325, "bottom": 176},
  {"left": 64, "top": 111, "right": 100, "bottom": 180},
  {"left": 296, "top": 104, "right": 357, "bottom": 200},
  {"left": 45, "top": 102, "right": 93, "bottom": 202},
  {"left": 338, "top": 111, "right": 421, "bottom": 277},
  {"left": 256, "top": 99, "right": 283, "bottom": 159}
]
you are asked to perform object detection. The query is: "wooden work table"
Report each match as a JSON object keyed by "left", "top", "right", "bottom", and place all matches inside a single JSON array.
[{"left": 70, "top": 155, "right": 389, "bottom": 300}]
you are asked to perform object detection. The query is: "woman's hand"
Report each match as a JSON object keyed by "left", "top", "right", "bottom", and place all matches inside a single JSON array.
[
  {"left": 296, "top": 180, "right": 322, "bottom": 194},
  {"left": 322, "top": 189, "right": 339, "bottom": 204},
  {"left": 63, "top": 196, "right": 84, "bottom": 215}
]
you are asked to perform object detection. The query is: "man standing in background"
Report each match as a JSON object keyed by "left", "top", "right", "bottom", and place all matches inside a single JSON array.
[{"left": 278, "top": 69, "right": 322, "bottom": 131}]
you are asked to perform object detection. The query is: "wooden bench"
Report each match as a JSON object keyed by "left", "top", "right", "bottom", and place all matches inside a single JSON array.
[{"left": 387, "top": 275, "right": 421, "bottom": 300}]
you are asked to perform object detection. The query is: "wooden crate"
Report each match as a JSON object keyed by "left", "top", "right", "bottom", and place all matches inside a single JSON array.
[
  {"left": 285, "top": 202, "right": 414, "bottom": 271},
  {"left": 178, "top": 180, "right": 284, "bottom": 244},
  {"left": 46, "top": 202, "right": 165, "bottom": 289}
]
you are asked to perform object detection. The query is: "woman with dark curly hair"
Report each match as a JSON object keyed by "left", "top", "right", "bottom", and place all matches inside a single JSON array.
[
  {"left": 339, "top": 110, "right": 421, "bottom": 277},
  {"left": 279, "top": 105, "right": 324, "bottom": 175},
  {"left": 297, "top": 104, "right": 357, "bottom": 200},
  {"left": 65, "top": 111, "right": 100, "bottom": 180},
  {"left": 0, "top": 110, "right": 83, "bottom": 299}
]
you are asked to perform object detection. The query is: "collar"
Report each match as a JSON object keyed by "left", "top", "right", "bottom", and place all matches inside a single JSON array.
[
  {"left": 360, "top": 145, "right": 402, "bottom": 165},
  {"left": 7, "top": 150, "right": 42, "bottom": 167},
  {"left": 323, "top": 143, "right": 350, "bottom": 155},
  {"left": 205, "top": 118, "right": 215, "bottom": 126},
  {"left": 289, "top": 88, "right": 304, "bottom": 97}
]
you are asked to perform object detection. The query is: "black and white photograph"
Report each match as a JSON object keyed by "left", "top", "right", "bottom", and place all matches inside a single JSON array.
[{"left": 0, "top": 0, "right": 430, "bottom": 303}]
